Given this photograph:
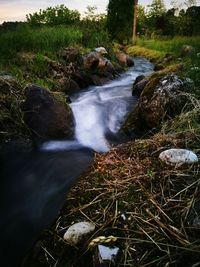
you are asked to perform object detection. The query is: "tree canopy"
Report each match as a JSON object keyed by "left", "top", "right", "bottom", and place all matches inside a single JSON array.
[
  {"left": 137, "top": 0, "right": 200, "bottom": 37},
  {"left": 106, "top": 0, "right": 135, "bottom": 42},
  {"left": 26, "top": 5, "right": 80, "bottom": 26}
]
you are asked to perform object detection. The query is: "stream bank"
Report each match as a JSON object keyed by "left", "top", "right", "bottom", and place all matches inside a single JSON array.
[
  {"left": 22, "top": 47, "right": 200, "bottom": 267},
  {"left": 1, "top": 43, "right": 200, "bottom": 267}
]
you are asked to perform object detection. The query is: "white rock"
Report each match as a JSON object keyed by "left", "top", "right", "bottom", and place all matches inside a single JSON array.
[
  {"left": 63, "top": 221, "right": 95, "bottom": 245},
  {"left": 94, "top": 47, "right": 108, "bottom": 55},
  {"left": 159, "top": 149, "right": 198, "bottom": 165}
]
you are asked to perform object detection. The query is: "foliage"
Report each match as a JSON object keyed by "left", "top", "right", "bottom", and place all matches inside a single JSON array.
[
  {"left": 137, "top": 5, "right": 147, "bottom": 35},
  {"left": 137, "top": 1, "right": 200, "bottom": 37},
  {"left": 107, "top": 0, "right": 134, "bottom": 42},
  {"left": 147, "top": 0, "right": 166, "bottom": 17},
  {"left": 0, "top": 25, "right": 83, "bottom": 60},
  {"left": 130, "top": 36, "right": 200, "bottom": 91},
  {"left": 26, "top": 5, "right": 80, "bottom": 26},
  {"left": 80, "top": 6, "right": 109, "bottom": 48}
]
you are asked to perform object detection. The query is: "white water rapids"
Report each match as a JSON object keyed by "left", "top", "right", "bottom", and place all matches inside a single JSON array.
[{"left": 42, "top": 57, "right": 154, "bottom": 152}]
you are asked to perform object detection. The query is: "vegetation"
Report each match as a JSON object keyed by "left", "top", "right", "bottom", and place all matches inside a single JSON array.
[
  {"left": 129, "top": 36, "right": 200, "bottom": 91},
  {"left": 27, "top": 129, "right": 200, "bottom": 267},
  {"left": 0, "top": 1, "right": 200, "bottom": 266},
  {"left": 0, "top": 5, "right": 110, "bottom": 89},
  {"left": 26, "top": 5, "right": 80, "bottom": 26},
  {"left": 0, "top": 25, "right": 83, "bottom": 60},
  {"left": 107, "top": 0, "right": 134, "bottom": 42},
  {"left": 137, "top": 2, "right": 200, "bottom": 37}
]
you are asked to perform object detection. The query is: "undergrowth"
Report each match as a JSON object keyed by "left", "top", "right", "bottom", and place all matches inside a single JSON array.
[{"left": 25, "top": 131, "right": 200, "bottom": 267}]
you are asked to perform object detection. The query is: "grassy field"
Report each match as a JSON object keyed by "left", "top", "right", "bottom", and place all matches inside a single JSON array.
[
  {"left": 0, "top": 24, "right": 110, "bottom": 61},
  {"left": 137, "top": 36, "right": 200, "bottom": 55},
  {"left": 0, "top": 24, "right": 110, "bottom": 88},
  {"left": 0, "top": 26, "right": 82, "bottom": 60}
]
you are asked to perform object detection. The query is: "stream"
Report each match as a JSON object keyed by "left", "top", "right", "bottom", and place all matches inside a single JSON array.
[
  {"left": 0, "top": 57, "right": 154, "bottom": 267},
  {"left": 42, "top": 57, "right": 154, "bottom": 153}
]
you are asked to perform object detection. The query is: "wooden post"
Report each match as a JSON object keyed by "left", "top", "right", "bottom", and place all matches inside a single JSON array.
[{"left": 132, "top": 0, "right": 138, "bottom": 44}]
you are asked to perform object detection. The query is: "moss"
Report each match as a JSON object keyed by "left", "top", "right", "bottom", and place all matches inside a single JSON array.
[
  {"left": 52, "top": 91, "right": 71, "bottom": 109},
  {"left": 141, "top": 76, "right": 162, "bottom": 99},
  {"left": 141, "top": 63, "right": 185, "bottom": 99},
  {"left": 126, "top": 45, "right": 165, "bottom": 63}
]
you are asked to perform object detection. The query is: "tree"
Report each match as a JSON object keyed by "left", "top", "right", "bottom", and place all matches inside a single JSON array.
[
  {"left": 107, "top": 0, "right": 134, "bottom": 42},
  {"left": 136, "top": 5, "right": 147, "bottom": 35},
  {"left": 132, "top": 0, "right": 138, "bottom": 43},
  {"left": 146, "top": 0, "right": 166, "bottom": 36},
  {"left": 26, "top": 5, "right": 80, "bottom": 26},
  {"left": 148, "top": 0, "right": 166, "bottom": 18}
]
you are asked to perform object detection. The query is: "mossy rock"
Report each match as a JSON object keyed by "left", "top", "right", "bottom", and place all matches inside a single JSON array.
[
  {"left": 122, "top": 73, "right": 195, "bottom": 136},
  {"left": 22, "top": 84, "right": 74, "bottom": 142}
]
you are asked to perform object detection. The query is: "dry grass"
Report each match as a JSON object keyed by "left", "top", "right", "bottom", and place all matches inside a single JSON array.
[{"left": 26, "top": 130, "right": 200, "bottom": 267}]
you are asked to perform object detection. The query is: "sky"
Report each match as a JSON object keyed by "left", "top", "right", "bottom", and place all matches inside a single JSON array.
[{"left": 0, "top": 0, "right": 199, "bottom": 24}]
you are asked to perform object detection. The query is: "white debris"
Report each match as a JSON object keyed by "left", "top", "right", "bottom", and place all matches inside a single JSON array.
[
  {"left": 63, "top": 221, "right": 95, "bottom": 245},
  {"left": 159, "top": 149, "right": 198, "bottom": 166},
  {"left": 191, "top": 66, "right": 200, "bottom": 71},
  {"left": 98, "top": 245, "right": 120, "bottom": 262}
]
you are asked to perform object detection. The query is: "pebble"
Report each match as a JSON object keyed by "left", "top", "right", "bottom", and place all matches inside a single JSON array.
[
  {"left": 63, "top": 221, "right": 95, "bottom": 245},
  {"left": 159, "top": 149, "right": 198, "bottom": 165}
]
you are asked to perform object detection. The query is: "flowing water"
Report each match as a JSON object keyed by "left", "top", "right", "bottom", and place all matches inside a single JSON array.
[
  {"left": 0, "top": 57, "right": 154, "bottom": 267},
  {"left": 42, "top": 57, "right": 154, "bottom": 153}
]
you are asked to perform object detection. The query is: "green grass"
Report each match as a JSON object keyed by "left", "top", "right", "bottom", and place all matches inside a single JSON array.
[
  {"left": 0, "top": 25, "right": 83, "bottom": 60},
  {"left": 137, "top": 36, "right": 200, "bottom": 56},
  {"left": 0, "top": 24, "right": 111, "bottom": 88},
  {"left": 0, "top": 24, "right": 111, "bottom": 62},
  {"left": 128, "top": 36, "right": 200, "bottom": 92}
]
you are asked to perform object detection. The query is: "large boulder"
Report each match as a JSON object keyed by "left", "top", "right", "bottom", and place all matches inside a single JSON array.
[
  {"left": 123, "top": 74, "right": 194, "bottom": 135},
  {"left": 132, "top": 75, "right": 147, "bottom": 96},
  {"left": 57, "top": 77, "right": 80, "bottom": 95},
  {"left": 71, "top": 70, "right": 93, "bottom": 88},
  {"left": 116, "top": 52, "right": 134, "bottom": 67},
  {"left": 22, "top": 84, "right": 74, "bottom": 142},
  {"left": 83, "top": 52, "right": 100, "bottom": 70},
  {"left": 58, "top": 47, "right": 81, "bottom": 63}
]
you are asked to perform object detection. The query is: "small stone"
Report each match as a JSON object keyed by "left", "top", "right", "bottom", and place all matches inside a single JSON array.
[
  {"left": 159, "top": 149, "right": 198, "bottom": 166},
  {"left": 63, "top": 221, "right": 95, "bottom": 245},
  {"left": 93, "top": 245, "right": 120, "bottom": 267},
  {"left": 180, "top": 45, "right": 195, "bottom": 57}
]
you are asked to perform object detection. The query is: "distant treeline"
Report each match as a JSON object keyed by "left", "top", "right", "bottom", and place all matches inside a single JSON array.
[
  {"left": 0, "top": 2, "right": 199, "bottom": 42},
  {"left": 137, "top": 5, "right": 200, "bottom": 37}
]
